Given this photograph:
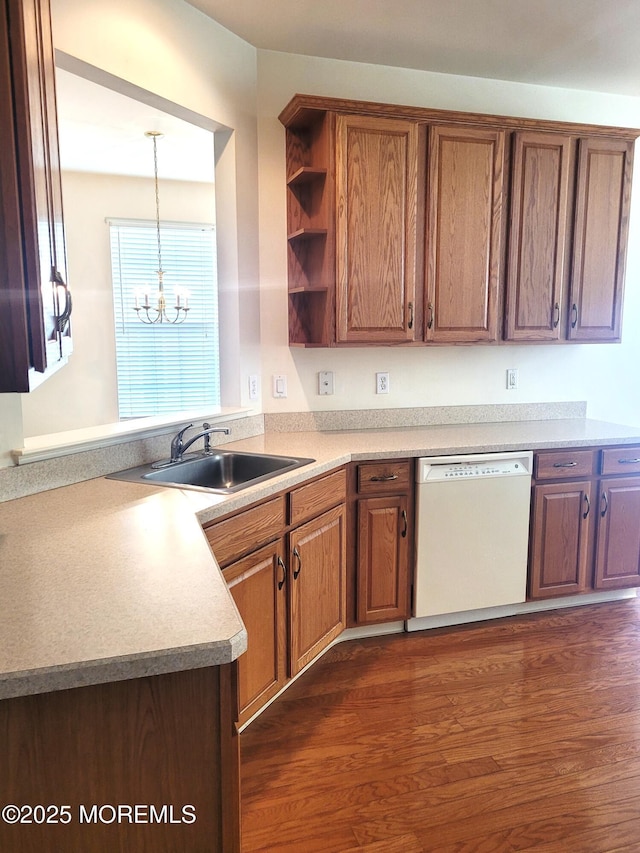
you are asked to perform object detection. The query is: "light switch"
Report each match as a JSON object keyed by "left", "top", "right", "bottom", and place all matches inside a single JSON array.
[{"left": 272, "top": 374, "right": 288, "bottom": 398}]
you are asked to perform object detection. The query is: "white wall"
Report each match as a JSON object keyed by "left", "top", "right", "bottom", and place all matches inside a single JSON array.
[
  {"left": 20, "top": 171, "right": 216, "bottom": 437},
  {"left": 256, "top": 50, "right": 640, "bottom": 427},
  {"left": 0, "top": 0, "right": 261, "bottom": 466}
]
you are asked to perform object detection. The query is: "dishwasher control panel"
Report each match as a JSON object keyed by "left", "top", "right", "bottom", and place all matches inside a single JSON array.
[{"left": 417, "top": 452, "right": 533, "bottom": 483}]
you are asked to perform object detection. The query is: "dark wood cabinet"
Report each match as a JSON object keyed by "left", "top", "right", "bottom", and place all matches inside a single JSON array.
[
  {"left": 425, "top": 125, "right": 505, "bottom": 343},
  {"left": 0, "top": 0, "right": 72, "bottom": 392},
  {"left": 529, "top": 446, "right": 640, "bottom": 599},
  {"left": 348, "top": 459, "right": 414, "bottom": 626},
  {"left": 335, "top": 114, "right": 421, "bottom": 343}
]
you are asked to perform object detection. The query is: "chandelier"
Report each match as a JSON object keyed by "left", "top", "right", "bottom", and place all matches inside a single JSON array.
[{"left": 134, "top": 131, "right": 190, "bottom": 324}]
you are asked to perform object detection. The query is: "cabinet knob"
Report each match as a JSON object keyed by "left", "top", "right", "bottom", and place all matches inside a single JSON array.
[
  {"left": 427, "top": 302, "right": 434, "bottom": 330},
  {"left": 408, "top": 301, "right": 414, "bottom": 330},
  {"left": 401, "top": 508, "right": 408, "bottom": 538},
  {"left": 553, "top": 461, "right": 578, "bottom": 468},
  {"left": 51, "top": 268, "right": 73, "bottom": 334},
  {"left": 618, "top": 458, "right": 640, "bottom": 465},
  {"left": 600, "top": 492, "right": 609, "bottom": 518},
  {"left": 553, "top": 302, "right": 560, "bottom": 328},
  {"left": 370, "top": 474, "right": 398, "bottom": 482},
  {"left": 582, "top": 493, "right": 590, "bottom": 520}
]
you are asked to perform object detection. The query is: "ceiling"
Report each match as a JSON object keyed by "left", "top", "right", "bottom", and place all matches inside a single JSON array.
[
  {"left": 187, "top": 0, "right": 640, "bottom": 97},
  {"left": 56, "top": 69, "right": 215, "bottom": 182}
]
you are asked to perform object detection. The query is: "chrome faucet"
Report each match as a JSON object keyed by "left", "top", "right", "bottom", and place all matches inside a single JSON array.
[{"left": 170, "top": 422, "right": 231, "bottom": 463}]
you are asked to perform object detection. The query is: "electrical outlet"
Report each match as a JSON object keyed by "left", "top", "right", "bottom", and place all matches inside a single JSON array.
[
  {"left": 506, "top": 368, "right": 519, "bottom": 390},
  {"left": 272, "top": 374, "right": 288, "bottom": 398},
  {"left": 248, "top": 374, "right": 259, "bottom": 401},
  {"left": 318, "top": 371, "right": 334, "bottom": 395},
  {"left": 376, "top": 372, "right": 390, "bottom": 394}
]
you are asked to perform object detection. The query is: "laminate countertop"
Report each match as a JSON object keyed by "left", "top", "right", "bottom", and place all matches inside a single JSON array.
[{"left": 2, "top": 417, "right": 640, "bottom": 701}]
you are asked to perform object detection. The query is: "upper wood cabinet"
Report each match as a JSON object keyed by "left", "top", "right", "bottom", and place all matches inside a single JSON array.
[
  {"left": 568, "top": 137, "right": 634, "bottom": 342},
  {"left": 0, "top": 0, "right": 72, "bottom": 392},
  {"left": 280, "top": 95, "right": 638, "bottom": 349},
  {"left": 335, "top": 115, "right": 422, "bottom": 343},
  {"left": 425, "top": 125, "right": 505, "bottom": 343},
  {"left": 505, "top": 131, "right": 573, "bottom": 341}
]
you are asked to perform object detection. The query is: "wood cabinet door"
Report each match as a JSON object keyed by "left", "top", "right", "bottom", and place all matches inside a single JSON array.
[
  {"left": 425, "top": 124, "right": 505, "bottom": 342},
  {"left": 289, "top": 503, "right": 346, "bottom": 676},
  {"left": 529, "top": 481, "right": 593, "bottom": 598},
  {"left": 594, "top": 477, "right": 640, "bottom": 590},
  {"left": 1, "top": 0, "right": 72, "bottom": 392},
  {"left": 357, "top": 495, "right": 410, "bottom": 624},
  {"left": 224, "top": 540, "right": 288, "bottom": 726},
  {"left": 505, "top": 131, "right": 573, "bottom": 341},
  {"left": 568, "top": 137, "right": 634, "bottom": 342},
  {"left": 335, "top": 114, "right": 421, "bottom": 343}
]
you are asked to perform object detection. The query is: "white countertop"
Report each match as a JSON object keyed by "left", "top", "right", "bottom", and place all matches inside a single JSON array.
[{"left": 2, "top": 417, "right": 640, "bottom": 700}]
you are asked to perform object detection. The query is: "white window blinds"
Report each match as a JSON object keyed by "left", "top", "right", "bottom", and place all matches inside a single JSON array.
[{"left": 109, "top": 219, "right": 220, "bottom": 419}]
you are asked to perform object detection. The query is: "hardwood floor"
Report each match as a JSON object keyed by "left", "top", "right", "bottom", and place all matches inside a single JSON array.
[{"left": 240, "top": 597, "right": 640, "bottom": 852}]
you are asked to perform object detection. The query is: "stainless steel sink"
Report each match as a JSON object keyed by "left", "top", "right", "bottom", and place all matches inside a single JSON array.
[{"left": 108, "top": 450, "right": 315, "bottom": 494}]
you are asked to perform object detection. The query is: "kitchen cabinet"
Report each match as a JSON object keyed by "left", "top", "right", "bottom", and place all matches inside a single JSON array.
[
  {"left": 0, "top": 0, "right": 72, "bottom": 393},
  {"left": 203, "top": 468, "right": 346, "bottom": 719},
  {"left": 0, "top": 666, "right": 240, "bottom": 853},
  {"left": 335, "top": 114, "right": 422, "bottom": 343},
  {"left": 347, "top": 459, "right": 414, "bottom": 626},
  {"left": 505, "top": 131, "right": 573, "bottom": 341},
  {"left": 425, "top": 125, "right": 505, "bottom": 343},
  {"left": 568, "top": 137, "right": 633, "bottom": 342},
  {"left": 529, "top": 446, "right": 640, "bottom": 599},
  {"left": 280, "top": 95, "right": 638, "bottom": 349}
]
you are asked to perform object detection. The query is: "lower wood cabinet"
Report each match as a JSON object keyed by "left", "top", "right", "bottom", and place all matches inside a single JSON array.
[
  {"left": 205, "top": 468, "right": 347, "bottom": 725},
  {"left": 348, "top": 459, "right": 414, "bottom": 625},
  {"left": 529, "top": 446, "right": 640, "bottom": 599}
]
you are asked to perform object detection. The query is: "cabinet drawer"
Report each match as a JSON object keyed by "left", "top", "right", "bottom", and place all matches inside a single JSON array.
[
  {"left": 204, "top": 495, "right": 286, "bottom": 568},
  {"left": 357, "top": 460, "right": 412, "bottom": 494},
  {"left": 289, "top": 468, "right": 346, "bottom": 527},
  {"left": 601, "top": 446, "right": 640, "bottom": 476},
  {"left": 535, "top": 450, "right": 596, "bottom": 481}
]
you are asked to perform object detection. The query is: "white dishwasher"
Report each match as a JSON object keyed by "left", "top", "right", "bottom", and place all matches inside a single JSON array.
[{"left": 412, "top": 451, "right": 533, "bottom": 620}]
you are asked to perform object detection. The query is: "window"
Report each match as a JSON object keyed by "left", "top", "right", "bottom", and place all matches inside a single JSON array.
[{"left": 109, "top": 219, "right": 220, "bottom": 419}]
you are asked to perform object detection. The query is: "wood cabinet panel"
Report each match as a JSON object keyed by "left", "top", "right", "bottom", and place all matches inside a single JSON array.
[
  {"left": 289, "top": 503, "right": 346, "bottom": 676},
  {"left": 336, "top": 114, "right": 421, "bottom": 343},
  {"left": 568, "top": 137, "right": 633, "bottom": 342},
  {"left": 357, "top": 495, "right": 410, "bottom": 623},
  {"left": 425, "top": 124, "right": 505, "bottom": 342},
  {"left": 594, "top": 477, "right": 640, "bottom": 590},
  {"left": 529, "top": 480, "right": 592, "bottom": 598},
  {"left": 224, "top": 541, "right": 288, "bottom": 726},
  {"left": 289, "top": 467, "right": 346, "bottom": 526},
  {"left": 203, "top": 495, "right": 286, "bottom": 568},
  {"left": 357, "top": 459, "right": 412, "bottom": 494},
  {"left": 0, "top": 666, "right": 239, "bottom": 853},
  {"left": 534, "top": 449, "right": 596, "bottom": 480},
  {"left": 505, "top": 131, "right": 573, "bottom": 341},
  {"left": 601, "top": 447, "right": 640, "bottom": 476}
]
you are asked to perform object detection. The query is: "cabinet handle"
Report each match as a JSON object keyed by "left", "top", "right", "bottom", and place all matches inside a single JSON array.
[
  {"left": 408, "top": 301, "right": 414, "bottom": 330},
  {"left": 553, "top": 302, "right": 560, "bottom": 328},
  {"left": 571, "top": 303, "right": 578, "bottom": 328},
  {"left": 401, "top": 509, "right": 408, "bottom": 538},
  {"left": 600, "top": 492, "right": 609, "bottom": 518},
  {"left": 292, "top": 547, "right": 302, "bottom": 580},
  {"left": 582, "top": 493, "right": 590, "bottom": 520},
  {"left": 618, "top": 458, "right": 640, "bottom": 464},
  {"left": 370, "top": 474, "right": 398, "bottom": 482},
  {"left": 52, "top": 268, "right": 73, "bottom": 333},
  {"left": 427, "top": 302, "right": 434, "bottom": 330},
  {"left": 277, "top": 556, "right": 287, "bottom": 590},
  {"left": 553, "top": 461, "right": 578, "bottom": 468}
]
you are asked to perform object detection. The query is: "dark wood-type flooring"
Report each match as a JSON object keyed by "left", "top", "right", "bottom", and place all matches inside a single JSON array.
[{"left": 241, "top": 598, "right": 640, "bottom": 852}]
